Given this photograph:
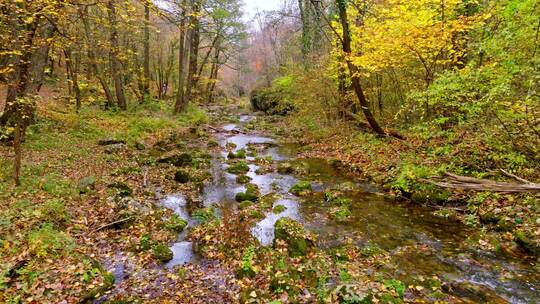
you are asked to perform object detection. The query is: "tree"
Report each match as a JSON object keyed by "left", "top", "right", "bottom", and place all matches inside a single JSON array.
[
  {"left": 108, "top": 0, "right": 127, "bottom": 111},
  {"left": 335, "top": 0, "right": 386, "bottom": 135}
]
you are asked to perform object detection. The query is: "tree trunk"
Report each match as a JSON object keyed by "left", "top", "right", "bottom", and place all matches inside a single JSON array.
[
  {"left": 108, "top": 0, "right": 127, "bottom": 111},
  {"left": 335, "top": 0, "right": 386, "bottom": 136},
  {"left": 13, "top": 124, "right": 23, "bottom": 186},
  {"left": 174, "top": 0, "right": 189, "bottom": 114},
  {"left": 64, "top": 49, "right": 82, "bottom": 111},
  {"left": 184, "top": 0, "right": 199, "bottom": 106},
  {"left": 1, "top": 20, "right": 52, "bottom": 126},
  {"left": 80, "top": 7, "right": 115, "bottom": 109},
  {"left": 143, "top": 1, "right": 151, "bottom": 97}
]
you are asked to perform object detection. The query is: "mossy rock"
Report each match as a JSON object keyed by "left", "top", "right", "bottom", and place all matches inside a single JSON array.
[
  {"left": 78, "top": 176, "right": 97, "bottom": 194},
  {"left": 158, "top": 152, "right": 193, "bottom": 167},
  {"left": 107, "top": 182, "right": 133, "bottom": 197},
  {"left": 228, "top": 149, "right": 246, "bottom": 159},
  {"left": 274, "top": 217, "right": 314, "bottom": 257},
  {"left": 80, "top": 271, "right": 115, "bottom": 303},
  {"left": 152, "top": 243, "right": 174, "bottom": 263},
  {"left": 236, "top": 174, "right": 252, "bottom": 184},
  {"left": 235, "top": 184, "right": 260, "bottom": 202},
  {"left": 207, "top": 140, "right": 219, "bottom": 148},
  {"left": 277, "top": 162, "right": 294, "bottom": 174},
  {"left": 174, "top": 170, "right": 191, "bottom": 183},
  {"left": 272, "top": 204, "right": 287, "bottom": 214},
  {"left": 227, "top": 161, "right": 250, "bottom": 174},
  {"left": 514, "top": 230, "right": 540, "bottom": 256},
  {"left": 164, "top": 215, "right": 188, "bottom": 233},
  {"left": 289, "top": 181, "right": 312, "bottom": 196}
]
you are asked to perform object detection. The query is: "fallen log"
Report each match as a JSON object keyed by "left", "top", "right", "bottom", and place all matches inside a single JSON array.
[{"left": 424, "top": 171, "right": 540, "bottom": 193}]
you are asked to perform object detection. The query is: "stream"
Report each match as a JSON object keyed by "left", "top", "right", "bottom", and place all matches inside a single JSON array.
[{"left": 161, "top": 114, "right": 539, "bottom": 303}]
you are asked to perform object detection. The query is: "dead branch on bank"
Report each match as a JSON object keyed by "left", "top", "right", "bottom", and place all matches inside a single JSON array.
[{"left": 424, "top": 170, "right": 540, "bottom": 193}]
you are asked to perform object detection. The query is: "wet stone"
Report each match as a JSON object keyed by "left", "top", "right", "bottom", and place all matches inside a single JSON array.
[{"left": 104, "top": 143, "right": 128, "bottom": 154}]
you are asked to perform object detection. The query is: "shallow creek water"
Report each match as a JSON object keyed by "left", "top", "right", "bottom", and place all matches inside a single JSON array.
[{"left": 161, "top": 114, "right": 539, "bottom": 303}]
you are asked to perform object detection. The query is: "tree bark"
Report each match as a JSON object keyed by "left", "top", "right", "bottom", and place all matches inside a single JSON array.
[
  {"left": 64, "top": 49, "right": 82, "bottom": 111},
  {"left": 174, "top": 0, "right": 190, "bottom": 114},
  {"left": 185, "top": 0, "right": 200, "bottom": 102},
  {"left": 143, "top": 0, "right": 151, "bottom": 97},
  {"left": 80, "top": 7, "right": 115, "bottom": 109},
  {"left": 108, "top": 0, "right": 127, "bottom": 111},
  {"left": 335, "top": 0, "right": 386, "bottom": 136}
]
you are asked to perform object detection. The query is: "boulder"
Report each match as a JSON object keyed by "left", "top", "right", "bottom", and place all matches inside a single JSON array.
[
  {"left": 152, "top": 243, "right": 174, "bottom": 263},
  {"left": 274, "top": 217, "right": 314, "bottom": 257},
  {"left": 104, "top": 143, "right": 127, "bottom": 154},
  {"left": 235, "top": 184, "right": 260, "bottom": 202},
  {"left": 78, "top": 176, "right": 96, "bottom": 194}
]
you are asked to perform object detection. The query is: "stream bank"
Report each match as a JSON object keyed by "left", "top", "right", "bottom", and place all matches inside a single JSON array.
[{"left": 93, "top": 103, "right": 538, "bottom": 303}]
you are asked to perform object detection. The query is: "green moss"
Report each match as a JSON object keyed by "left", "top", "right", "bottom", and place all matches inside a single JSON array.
[
  {"left": 274, "top": 217, "right": 314, "bottom": 257},
  {"left": 272, "top": 204, "right": 287, "bottom": 214},
  {"left": 164, "top": 215, "right": 188, "bottom": 233},
  {"left": 277, "top": 162, "right": 294, "bottom": 174},
  {"left": 227, "top": 161, "right": 250, "bottom": 174},
  {"left": 152, "top": 243, "right": 174, "bottom": 263},
  {"left": 236, "top": 174, "right": 252, "bottom": 184},
  {"left": 289, "top": 181, "right": 312, "bottom": 196},
  {"left": 238, "top": 201, "right": 254, "bottom": 209},
  {"left": 28, "top": 224, "right": 74, "bottom": 258},
  {"left": 235, "top": 184, "right": 260, "bottom": 202},
  {"left": 329, "top": 206, "right": 352, "bottom": 221},
  {"left": 228, "top": 149, "right": 246, "bottom": 159}
]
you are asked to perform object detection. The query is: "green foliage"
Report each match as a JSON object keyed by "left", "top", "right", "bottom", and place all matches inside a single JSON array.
[{"left": 27, "top": 224, "right": 74, "bottom": 258}]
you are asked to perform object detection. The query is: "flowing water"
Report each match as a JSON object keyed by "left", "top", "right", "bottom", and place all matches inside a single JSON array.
[{"left": 162, "top": 114, "right": 539, "bottom": 303}]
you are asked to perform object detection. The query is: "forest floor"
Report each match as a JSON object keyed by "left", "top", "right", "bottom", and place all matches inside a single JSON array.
[
  {"left": 0, "top": 87, "right": 242, "bottom": 303},
  {"left": 1, "top": 90, "right": 539, "bottom": 303}
]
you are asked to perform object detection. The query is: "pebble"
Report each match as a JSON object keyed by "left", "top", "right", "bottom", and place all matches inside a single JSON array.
[{"left": 536, "top": 218, "right": 540, "bottom": 225}]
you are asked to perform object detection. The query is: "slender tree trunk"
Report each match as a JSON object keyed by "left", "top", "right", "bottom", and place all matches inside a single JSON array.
[
  {"left": 184, "top": 0, "right": 199, "bottom": 105},
  {"left": 108, "top": 0, "right": 127, "bottom": 111},
  {"left": 335, "top": 0, "right": 386, "bottom": 136},
  {"left": 174, "top": 0, "right": 189, "bottom": 114},
  {"left": 13, "top": 124, "right": 23, "bottom": 186},
  {"left": 80, "top": 7, "right": 115, "bottom": 109},
  {"left": 143, "top": 1, "right": 151, "bottom": 97},
  {"left": 64, "top": 49, "right": 82, "bottom": 111}
]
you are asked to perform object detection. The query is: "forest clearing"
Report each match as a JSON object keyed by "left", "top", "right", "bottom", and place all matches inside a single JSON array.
[{"left": 0, "top": 0, "right": 539, "bottom": 303}]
